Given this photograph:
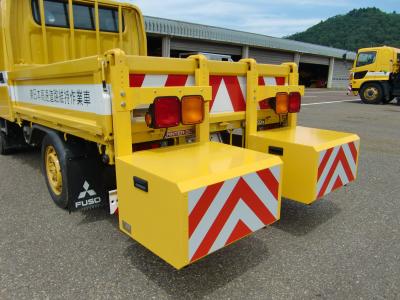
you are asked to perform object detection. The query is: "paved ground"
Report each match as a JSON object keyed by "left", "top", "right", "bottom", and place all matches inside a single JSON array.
[{"left": 1, "top": 90, "right": 399, "bottom": 299}]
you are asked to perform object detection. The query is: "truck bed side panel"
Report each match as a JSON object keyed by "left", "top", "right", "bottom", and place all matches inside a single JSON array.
[{"left": 8, "top": 57, "right": 113, "bottom": 143}]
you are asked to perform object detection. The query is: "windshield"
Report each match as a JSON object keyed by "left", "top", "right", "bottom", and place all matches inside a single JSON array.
[{"left": 356, "top": 51, "right": 377, "bottom": 67}]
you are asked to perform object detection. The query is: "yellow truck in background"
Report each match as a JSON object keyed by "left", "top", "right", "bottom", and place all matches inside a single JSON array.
[
  {"left": 0, "top": 0, "right": 360, "bottom": 269},
  {"left": 351, "top": 46, "right": 400, "bottom": 104}
]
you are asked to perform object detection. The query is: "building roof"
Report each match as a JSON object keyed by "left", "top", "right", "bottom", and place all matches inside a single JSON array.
[{"left": 144, "top": 16, "right": 356, "bottom": 60}]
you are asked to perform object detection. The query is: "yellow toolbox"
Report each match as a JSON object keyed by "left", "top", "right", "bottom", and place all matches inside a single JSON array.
[
  {"left": 116, "top": 142, "right": 282, "bottom": 269},
  {"left": 248, "top": 126, "right": 360, "bottom": 204}
]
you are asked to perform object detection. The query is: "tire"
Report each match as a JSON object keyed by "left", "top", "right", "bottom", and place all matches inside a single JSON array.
[
  {"left": 41, "top": 133, "right": 70, "bottom": 209},
  {"left": 360, "top": 83, "right": 383, "bottom": 104}
]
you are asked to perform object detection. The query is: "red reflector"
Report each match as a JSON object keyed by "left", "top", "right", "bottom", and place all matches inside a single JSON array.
[
  {"left": 154, "top": 97, "right": 181, "bottom": 128},
  {"left": 289, "top": 92, "right": 301, "bottom": 113}
]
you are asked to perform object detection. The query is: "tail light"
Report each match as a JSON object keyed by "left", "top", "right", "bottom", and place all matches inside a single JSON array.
[
  {"left": 147, "top": 97, "right": 180, "bottom": 129},
  {"left": 288, "top": 92, "right": 301, "bottom": 113},
  {"left": 275, "top": 93, "right": 289, "bottom": 114},
  {"left": 181, "top": 96, "right": 204, "bottom": 125}
]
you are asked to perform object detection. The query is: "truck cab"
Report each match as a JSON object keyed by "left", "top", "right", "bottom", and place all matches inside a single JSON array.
[{"left": 351, "top": 46, "right": 400, "bottom": 104}]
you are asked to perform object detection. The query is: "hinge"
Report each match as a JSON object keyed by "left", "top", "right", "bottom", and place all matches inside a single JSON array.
[{"left": 101, "top": 60, "right": 107, "bottom": 91}]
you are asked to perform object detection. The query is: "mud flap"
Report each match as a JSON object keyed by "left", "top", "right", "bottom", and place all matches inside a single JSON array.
[
  {"left": 248, "top": 126, "right": 360, "bottom": 204},
  {"left": 66, "top": 156, "right": 116, "bottom": 212},
  {"left": 115, "top": 142, "right": 282, "bottom": 269}
]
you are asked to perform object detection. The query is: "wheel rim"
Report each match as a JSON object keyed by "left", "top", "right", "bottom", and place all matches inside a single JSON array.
[
  {"left": 45, "top": 145, "right": 63, "bottom": 196},
  {"left": 364, "top": 87, "right": 379, "bottom": 101}
]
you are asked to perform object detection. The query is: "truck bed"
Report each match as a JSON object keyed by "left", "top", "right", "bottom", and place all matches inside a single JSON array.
[{"left": 5, "top": 54, "right": 294, "bottom": 146}]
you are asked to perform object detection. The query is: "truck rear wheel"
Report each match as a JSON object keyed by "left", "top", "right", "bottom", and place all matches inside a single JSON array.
[
  {"left": 360, "top": 83, "right": 383, "bottom": 104},
  {"left": 41, "top": 134, "right": 69, "bottom": 209}
]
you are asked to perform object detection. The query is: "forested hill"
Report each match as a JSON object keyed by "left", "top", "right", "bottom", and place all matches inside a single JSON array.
[{"left": 287, "top": 8, "right": 400, "bottom": 52}]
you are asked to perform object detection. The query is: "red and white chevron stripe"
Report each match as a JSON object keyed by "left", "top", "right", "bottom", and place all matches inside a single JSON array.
[
  {"left": 209, "top": 75, "right": 246, "bottom": 113},
  {"left": 188, "top": 166, "right": 280, "bottom": 263},
  {"left": 209, "top": 75, "right": 285, "bottom": 113},
  {"left": 129, "top": 74, "right": 195, "bottom": 88},
  {"left": 129, "top": 74, "right": 285, "bottom": 113},
  {"left": 317, "top": 141, "right": 359, "bottom": 199}
]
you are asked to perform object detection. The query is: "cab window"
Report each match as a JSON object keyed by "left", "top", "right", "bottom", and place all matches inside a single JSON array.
[
  {"left": 73, "top": 3, "right": 94, "bottom": 30},
  {"left": 98, "top": 7, "right": 119, "bottom": 32},
  {"left": 356, "top": 51, "right": 377, "bottom": 67},
  {"left": 31, "top": 0, "right": 123, "bottom": 33},
  {"left": 32, "top": 0, "right": 69, "bottom": 27}
]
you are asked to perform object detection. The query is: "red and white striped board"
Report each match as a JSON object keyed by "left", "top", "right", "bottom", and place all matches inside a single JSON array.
[
  {"left": 129, "top": 74, "right": 286, "bottom": 113},
  {"left": 317, "top": 141, "right": 359, "bottom": 199},
  {"left": 129, "top": 74, "right": 195, "bottom": 88},
  {"left": 209, "top": 75, "right": 246, "bottom": 113},
  {"left": 209, "top": 75, "right": 285, "bottom": 113},
  {"left": 188, "top": 166, "right": 281, "bottom": 263}
]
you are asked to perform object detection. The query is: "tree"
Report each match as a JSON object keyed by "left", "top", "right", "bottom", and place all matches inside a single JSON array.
[{"left": 287, "top": 8, "right": 400, "bottom": 51}]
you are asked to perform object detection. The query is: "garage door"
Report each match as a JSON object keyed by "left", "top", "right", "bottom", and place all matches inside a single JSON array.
[
  {"left": 300, "top": 54, "right": 330, "bottom": 65},
  {"left": 170, "top": 38, "right": 242, "bottom": 55},
  {"left": 249, "top": 48, "right": 294, "bottom": 65},
  {"left": 332, "top": 60, "right": 352, "bottom": 89}
]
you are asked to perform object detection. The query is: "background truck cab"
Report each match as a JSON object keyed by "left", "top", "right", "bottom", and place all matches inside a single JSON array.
[{"left": 351, "top": 46, "right": 400, "bottom": 104}]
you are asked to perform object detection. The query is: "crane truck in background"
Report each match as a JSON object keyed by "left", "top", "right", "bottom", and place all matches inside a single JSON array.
[
  {"left": 351, "top": 46, "right": 400, "bottom": 104},
  {"left": 0, "top": 0, "right": 360, "bottom": 269}
]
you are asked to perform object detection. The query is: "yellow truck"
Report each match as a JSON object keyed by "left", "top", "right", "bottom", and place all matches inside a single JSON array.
[
  {"left": 351, "top": 46, "right": 400, "bottom": 104},
  {"left": 0, "top": 0, "right": 360, "bottom": 269}
]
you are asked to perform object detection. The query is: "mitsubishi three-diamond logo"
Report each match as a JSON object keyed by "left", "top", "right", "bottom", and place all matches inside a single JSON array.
[
  {"left": 78, "top": 181, "right": 97, "bottom": 199},
  {"left": 75, "top": 181, "right": 101, "bottom": 209}
]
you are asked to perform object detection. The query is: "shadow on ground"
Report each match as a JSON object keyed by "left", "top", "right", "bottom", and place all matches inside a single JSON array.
[
  {"left": 273, "top": 198, "right": 341, "bottom": 236},
  {"left": 6, "top": 147, "right": 41, "bottom": 170},
  {"left": 124, "top": 236, "right": 269, "bottom": 298},
  {"left": 78, "top": 208, "right": 119, "bottom": 229},
  {"left": 346, "top": 100, "right": 400, "bottom": 107}
]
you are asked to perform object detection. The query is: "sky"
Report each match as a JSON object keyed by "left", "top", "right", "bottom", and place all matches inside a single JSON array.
[{"left": 121, "top": 0, "right": 398, "bottom": 37}]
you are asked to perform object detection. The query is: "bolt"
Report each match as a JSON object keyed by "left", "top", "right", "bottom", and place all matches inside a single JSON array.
[
  {"left": 120, "top": 91, "right": 126, "bottom": 97},
  {"left": 102, "top": 154, "right": 110, "bottom": 164},
  {"left": 121, "top": 101, "right": 126, "bottom": 108}
]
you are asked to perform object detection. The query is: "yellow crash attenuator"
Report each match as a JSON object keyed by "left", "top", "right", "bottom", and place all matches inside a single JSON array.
[{"left": 116, "top": 142, "right": 282, "bottom": 269}]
